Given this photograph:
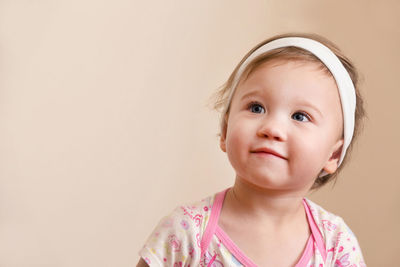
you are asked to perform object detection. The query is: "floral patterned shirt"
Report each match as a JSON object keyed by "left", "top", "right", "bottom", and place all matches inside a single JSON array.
[{"left": 139, "top": 188, "right": 366, "bottom": 267}]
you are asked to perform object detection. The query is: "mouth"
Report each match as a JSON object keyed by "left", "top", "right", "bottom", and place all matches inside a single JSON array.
[{"left": 250, "top": 148, "right": 287, "bottom": 160}]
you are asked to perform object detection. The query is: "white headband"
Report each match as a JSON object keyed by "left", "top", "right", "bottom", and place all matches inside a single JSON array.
[{"left": 224, "top": 37, "right": 356, "bottom": 176}]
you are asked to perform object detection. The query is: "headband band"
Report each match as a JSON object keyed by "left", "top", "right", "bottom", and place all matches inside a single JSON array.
[{"left": 224, "top": 37, "right": 356, "bottom": 176}]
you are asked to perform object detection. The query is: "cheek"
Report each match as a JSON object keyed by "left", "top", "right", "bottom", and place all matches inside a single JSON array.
[
  {"left": 225, "top": 123, "right": 250, "bottom": 161},
  {"left": 226, "top": 127, "right": 245, "bottom": 154},
  {"left": 290, "top": 134, "right": 333, "bottom": 167}
]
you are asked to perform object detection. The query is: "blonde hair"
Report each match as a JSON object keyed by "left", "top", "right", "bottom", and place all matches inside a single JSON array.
[{"left": 211, "top": 33, "right": 366, "bottom": 190}]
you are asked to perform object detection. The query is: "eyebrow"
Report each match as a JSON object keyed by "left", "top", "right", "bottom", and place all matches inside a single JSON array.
[
  {"left": 240, "top": 90, "right": 259, "bottom": 101},
  {"left": 298, "top": 101, "right": 323, "bottom": 118}
]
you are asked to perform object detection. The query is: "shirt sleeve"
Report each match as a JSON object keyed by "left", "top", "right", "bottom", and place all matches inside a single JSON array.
[
  {"left": 139, "top": 205, "right": 204, "bottom": 266},
  {"left": 330, "top": 218, "right": 367, "bottom": 267}
]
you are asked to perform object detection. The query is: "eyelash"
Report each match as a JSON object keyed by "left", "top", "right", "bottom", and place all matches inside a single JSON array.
[
  {"left": 292, "top": 111, "right": 312, "bottom": 122},
  {"left": 247, "top": 101, "right": 264, "bottom": 113},
  {"left": 246, "top": 101, "right": 312, "bottom": 122}
]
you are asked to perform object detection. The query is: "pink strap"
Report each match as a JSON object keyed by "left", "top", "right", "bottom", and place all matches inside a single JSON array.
[
  {"left": 303, "top": 199, "right": 327, "bottom": 262},
  {"left": 294, "top": 234, "right": 314, "bottom": 267},
  {"left": 200, "top": 188, "right": 228, "bottom": 257},
  {"left": 215, "top": 225, "right": 258, "bottom": 267}
]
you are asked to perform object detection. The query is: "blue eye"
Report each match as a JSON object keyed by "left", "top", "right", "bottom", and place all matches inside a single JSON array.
[
  {"left": 292, "top": 112, "right": 310, "bottom": 122},
  {"left": 248, "top": 102, "right": 265, "bottom": 113}
]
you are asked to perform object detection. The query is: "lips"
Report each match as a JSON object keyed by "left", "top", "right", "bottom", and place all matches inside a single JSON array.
[{"left": 250, "top": 147, "right": 287, "bottom": 160}]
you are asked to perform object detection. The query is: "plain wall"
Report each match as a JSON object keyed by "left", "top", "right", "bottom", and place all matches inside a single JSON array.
[{"left": 1, "top": 0, "right": 399, "bottom": 266}]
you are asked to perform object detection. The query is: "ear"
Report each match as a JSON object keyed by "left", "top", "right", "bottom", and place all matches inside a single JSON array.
[
  {"left": 219, "top": 114, "right": 228, "bottom": 153},
  {"left": 322, "top": 138, "right": 344, "bottom": 174}
]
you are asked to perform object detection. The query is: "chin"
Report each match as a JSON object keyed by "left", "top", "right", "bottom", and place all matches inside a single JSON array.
[{"left": 241, "top": 176, "right": 291, "bottom": 190}]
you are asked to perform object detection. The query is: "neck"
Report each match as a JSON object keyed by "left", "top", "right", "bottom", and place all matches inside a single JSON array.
[{"left": 225, "top": 178, "right": 308, "bottom": 225}]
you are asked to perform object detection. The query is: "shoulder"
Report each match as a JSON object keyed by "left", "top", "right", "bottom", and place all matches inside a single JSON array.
[
  {"left": 304, "top": 198, "right": 348, "bottom": 236},
  {"left": 176, "top": 194, "right": 214, "bottom": 231},
  {"left": 139, "top": 192, "right": 216, "bottom": 266},
  {"left": 304, "top": 198, "right": 366, "bottom": 266},
  {"left": 159, "top": 193, "right": 214, "bottom": 237}
]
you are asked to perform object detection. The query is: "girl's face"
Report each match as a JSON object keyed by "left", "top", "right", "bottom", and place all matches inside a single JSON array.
[{"left": 220, "top": 60, "right": 344, "bottom": 194}]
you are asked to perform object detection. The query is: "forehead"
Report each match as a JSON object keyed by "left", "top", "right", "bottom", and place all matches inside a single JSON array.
[{"left": 234, "top": 59, "right": 339, "bottom": 103}]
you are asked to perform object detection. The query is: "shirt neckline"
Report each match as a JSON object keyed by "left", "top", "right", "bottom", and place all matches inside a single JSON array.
[{"left": 201, "top": 188, "right": 326, "bottom": 267}]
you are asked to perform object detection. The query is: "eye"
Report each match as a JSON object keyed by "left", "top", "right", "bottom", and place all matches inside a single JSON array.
[
  {"left": 292, "top": 112, "right": 311, "bottom": 122},
  {"left": 247, "top": 102, "right": 265, "bottom": 114}
]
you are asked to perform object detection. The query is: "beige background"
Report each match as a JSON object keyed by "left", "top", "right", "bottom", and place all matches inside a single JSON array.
[{"left": 1, "top": 0, "right": 399, "bottom": 266}]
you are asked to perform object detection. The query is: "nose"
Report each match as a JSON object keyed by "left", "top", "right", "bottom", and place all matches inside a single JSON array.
[{"left": 256, "top": 114, "right": 287, "bottom": 141}]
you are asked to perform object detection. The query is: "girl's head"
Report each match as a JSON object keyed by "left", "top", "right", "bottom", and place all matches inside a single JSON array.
[{"left": 213, "top": 33, "right": 365, "bottom": 190}]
